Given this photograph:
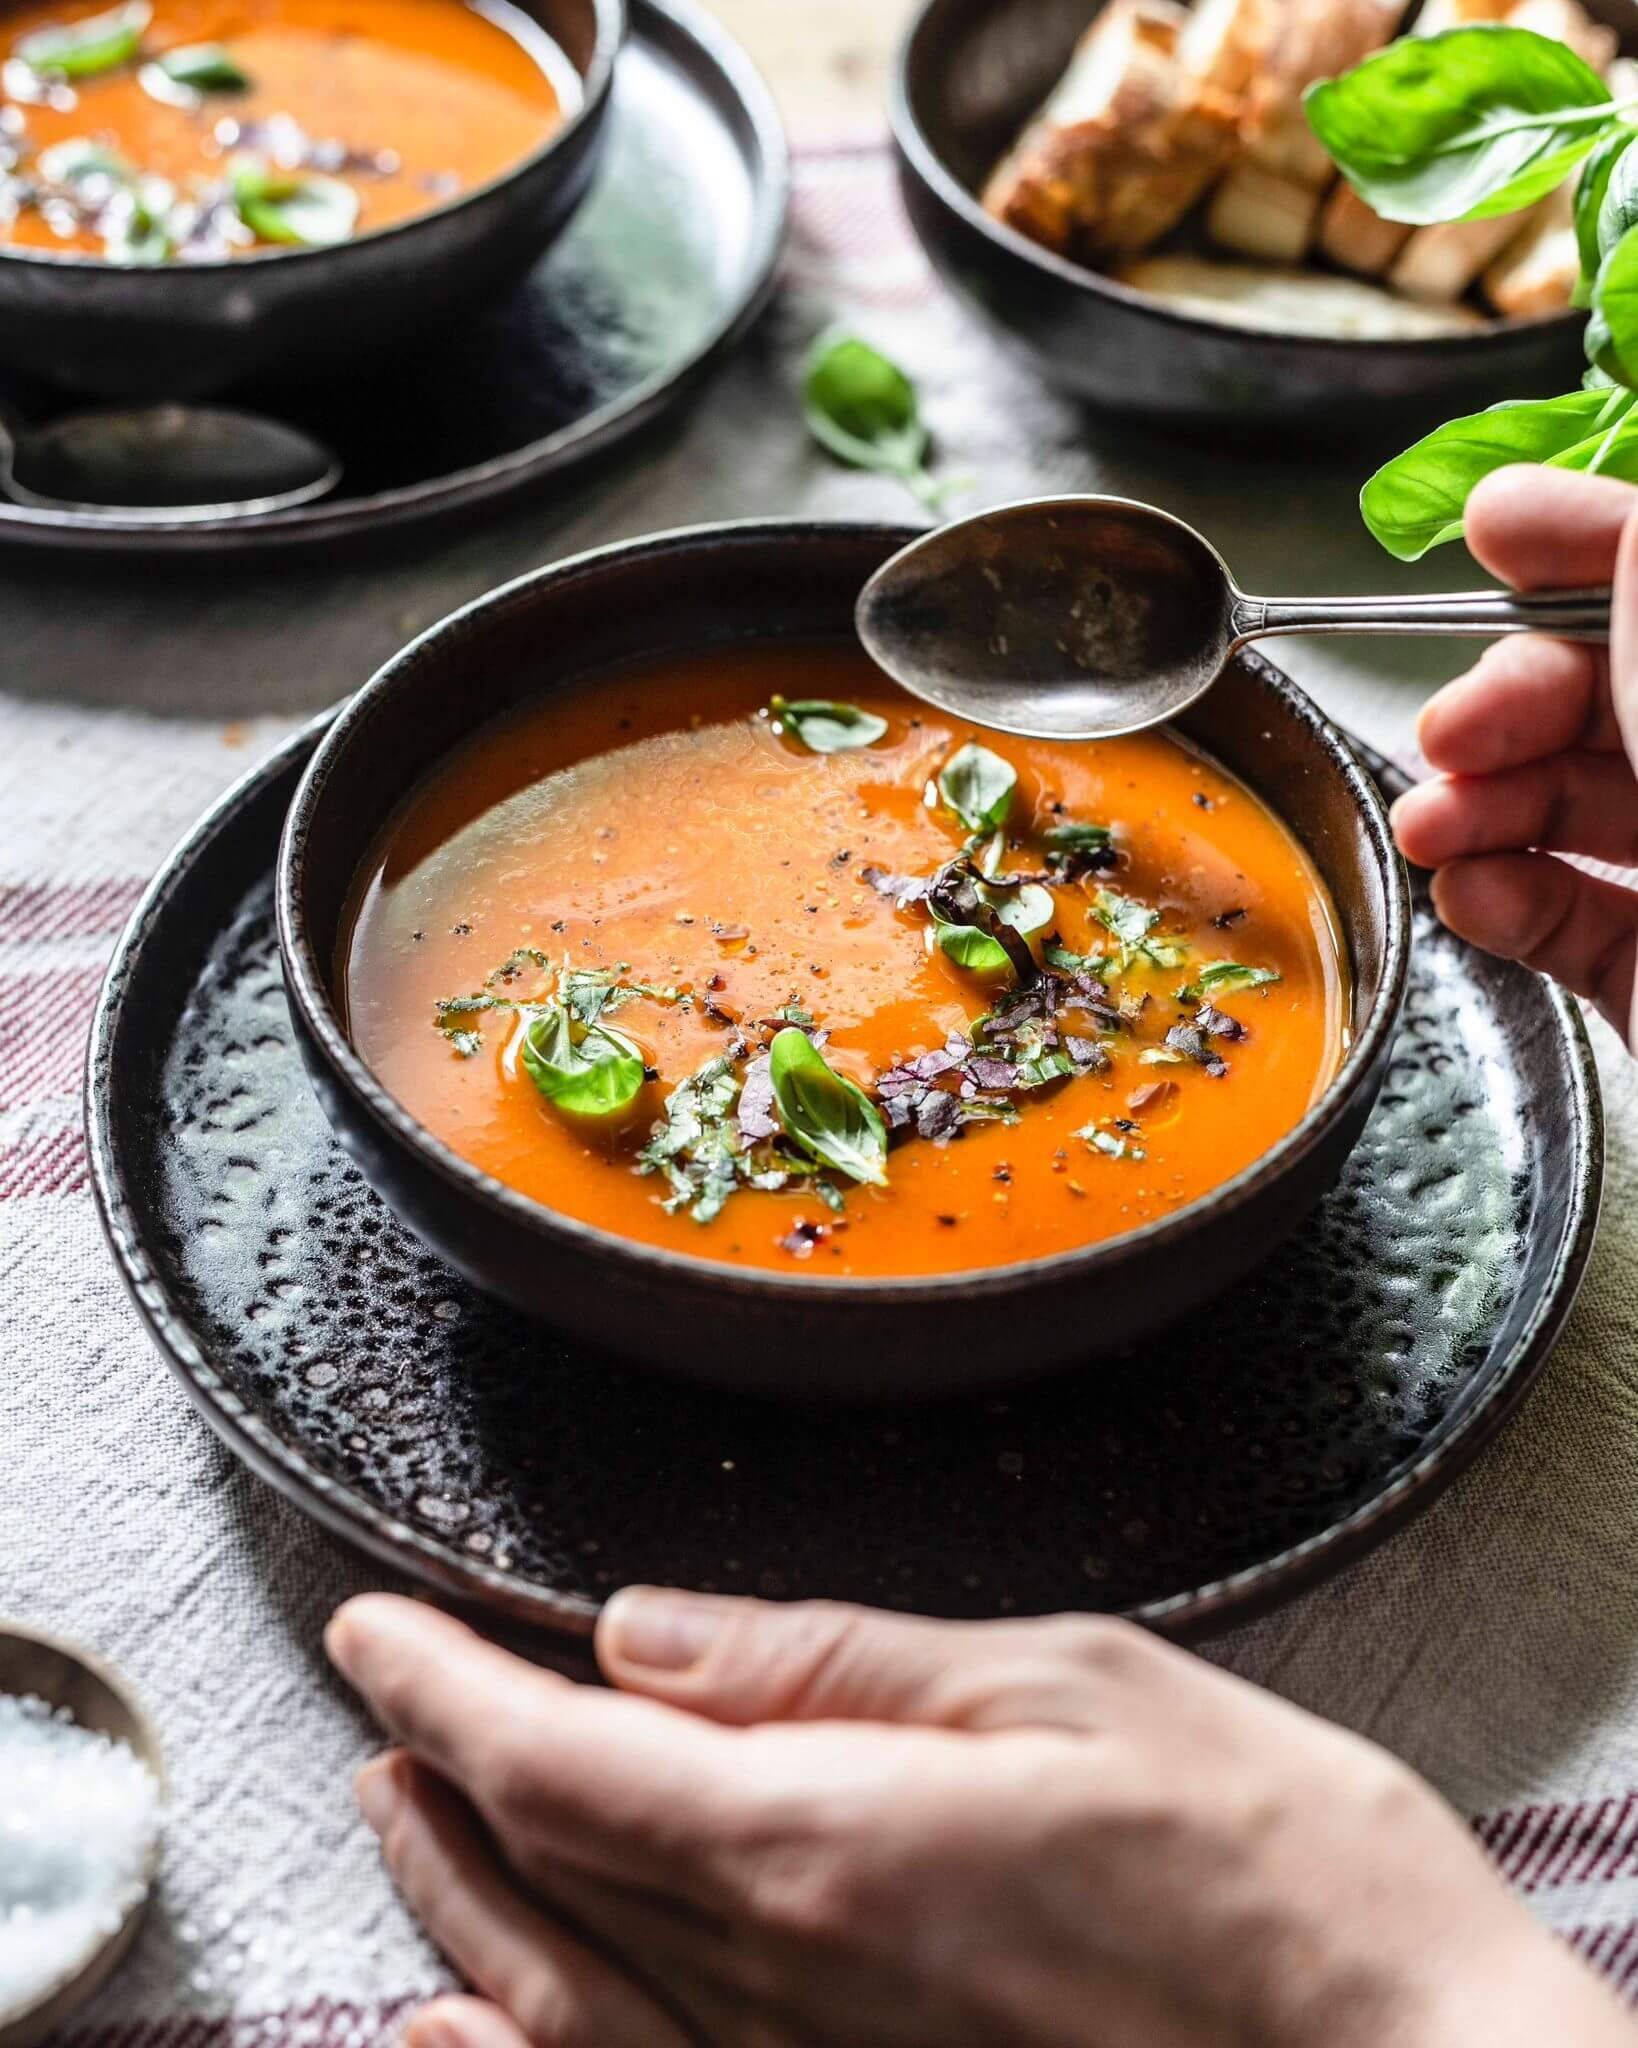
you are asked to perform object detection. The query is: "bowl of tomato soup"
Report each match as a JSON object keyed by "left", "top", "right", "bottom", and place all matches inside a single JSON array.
[
  {"left": 277, "top": 521, "right": 1409, "bottom": 1398},
  {"left": 0, "top": 0, "right": 623, "bottom": 393}
]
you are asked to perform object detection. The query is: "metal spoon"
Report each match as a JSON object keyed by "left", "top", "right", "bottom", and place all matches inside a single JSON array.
[
  {"left": 0, "top": 402, "right": 340, "bottom": 522},
  {"left": 856, "top": 495, "right": 1612, "bottom": 741}
]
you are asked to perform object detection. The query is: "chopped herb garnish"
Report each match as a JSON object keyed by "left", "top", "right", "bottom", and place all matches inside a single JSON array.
[
  {"left": 938, "top": 742, "right": 1016, "bottom": 836},
  {"left": 768, "top": 695, "right": 888, "bottom": 753},
  {"left": 1194, "top": 1002, "right": 1245, "bottom": 1042},
  {"left": 1177, "top": 961, "right": 1281, "bottom": 1000},
  {"left": 930, "top": 877, "right": 1054, "bottom": 977},
  {"left": 154, "top": 41, "right": 247, "bottom": 90},
  {"left": 1160, "top": 1022, "right": 1228, "bottom": 1078},
  {"left": 445, "top": 1029, "right": 483, "bottom": 1060},
  {"left": 519, "top": 1004, "right": 646, "bottom": 1118},
  {"left": 1077, "top": 1122, "right": 1147, "bottom": 1162},
  {"left": 768, "top": 1028, "right": 888, "bottom": 1188},
  {"left": 1138, "top": 1045, "right": 1187, "bottom": 1066},
  {"left": 16, "top": 1, "right": 149, "bottom": 78},
  {"left": 560, "top": 964, "right": 681, "bottom": 1026},
  {"left": 1093, "top": 889, "right": 1187, "bottom": 973},
  {"left": 639, "top": 1052, "right": 745, "bottom": 1222},
  {"left": 231, "top": 157, "right": 358, "bottom": 247}
]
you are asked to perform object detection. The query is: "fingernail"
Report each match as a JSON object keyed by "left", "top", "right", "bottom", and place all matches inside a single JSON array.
[
  {"left": 356, "top": 1757, "right": 400, "bottom": 1832},
  {"left": 603, "top": 1587, "right": 723, "bottom": 1670}
]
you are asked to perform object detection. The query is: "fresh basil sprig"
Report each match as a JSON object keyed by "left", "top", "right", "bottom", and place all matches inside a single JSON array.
[
  {"left": 768, "top": 694, "right": 888, "bottom": 753},
  {"left": 519, "top": 1003, "right": 646, "bottom": 1118},
  {"left": 1304, "top": 28, "right": 1616, "bottom": 226},
  {"left": 1307, "top": 26, "right": 1638, "bottom": 557},
  {"left": 767, "top": 1027, "right": 888, "bottom": 1187},
  {"left": 16, "top": 0, "right": 149, "bottom": 78},
  {"left": 931, "top": 878, "right": 1054, "bottom": 975},
  {"left": 938, "top": 741, "right": 1016, "bottom": 834},
  {"left": 802, "top": 332, "right": 952, "bottom": 511}
]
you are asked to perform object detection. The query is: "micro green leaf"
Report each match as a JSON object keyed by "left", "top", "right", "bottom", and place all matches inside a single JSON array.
[
  {"left": 231, "top": 157, "right": 359, "bottom": 246},
  {"left": 931, "top": 880, "right": 1054, "bottom": 976},
  {"left": 938, "top": 741, "right": 1016, "bottom": 834},
  {"left": 1176, "top": 962, "right": 1282, "bottom": 1000},
  {"left": 767, "top": 1027, "right": 888, "bottom": 1187},
  {"left": 801, "top": 331, "right": 949, "bottom": 509},
  {"left": 768, "top": 694, "right": 888, "bottom": 753},
  {"left": 1302, "top": 27, "right": 1616, "bottom": 226},
  {"left": 155, "top": 40, "right": 247, "bottom": 89}
]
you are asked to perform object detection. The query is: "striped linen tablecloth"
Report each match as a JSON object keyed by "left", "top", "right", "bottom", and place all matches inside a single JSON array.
[{"left": 7, "top": 137, "right": 1638, "bottom": 2041}]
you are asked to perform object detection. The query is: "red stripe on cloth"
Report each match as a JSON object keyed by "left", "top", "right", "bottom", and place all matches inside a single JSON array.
[
  {"left": 0, "top": 1122, "right": 88, "bottom": 1199},
  {"left": 62, "top": 1994, "right": 425, "bottom": 2048},
  {"left": 0, "top": 966, "right": 103, "bottom": 1110},
  {"left": 0, "top": 878, "right": 143, "bottom": 943},
  {"left": 1473, "top": 1793, "right": 1638, "bottom": 1893}
]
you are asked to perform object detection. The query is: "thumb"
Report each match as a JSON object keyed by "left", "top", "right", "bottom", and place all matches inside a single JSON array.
[{"left": 595, "top": 1588, "right": 1171, "bottom": 1732}]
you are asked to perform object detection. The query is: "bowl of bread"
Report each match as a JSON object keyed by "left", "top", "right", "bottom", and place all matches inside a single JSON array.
[{"left": 892, "top": 0, "right": 1630, "bottom": 432}]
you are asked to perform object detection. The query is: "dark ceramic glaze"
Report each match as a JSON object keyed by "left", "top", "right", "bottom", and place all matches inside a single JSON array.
[
  {"left": 85, "top": 716, "right": 1600, "bottom": 1639},
  {"left": 0, "top": 0, "right": 785, "bottom": 549},
  {"left": 0, "top": 0, "right": 624, "bottom": 398},
  {"left": 892, "top": 0, "right": 1634, "bottom": 437},
  {"left": 273, "top": 521, "right": 1410, "bottom": 1397}
]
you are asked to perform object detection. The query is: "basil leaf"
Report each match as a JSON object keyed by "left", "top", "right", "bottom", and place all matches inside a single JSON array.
[
  {"left": 156, "top": 40, "right": 247, "bottom": 89},
  {"left": 933, "top": 880, "right": 1054, "bottom": 975},
  {"left": 1044, "top": 821, "right": 1112, "bottom": 854},
  {"left": 802, "top": 332, "right": 946, "bottom": 508},
  {"left": 519, "top": 1003, "right": 645, "bottom": 1118},
  {"left": 232, "top": 159, "right": 359, "bottom": 247},
  {"left": 768, "top": 694, "right": 888, "bottom": 754},
  {"left": 37, "top": 137, "right": 130, "bottom": 186},
  {"left": 1359, "top": 387, "right": 1638, "bottom": 558},
  {"left": 939, "top": 741, "right": 1016, "bottom": 834},
  {"left": 767, "top": 1027, "right": 888, "bottom": 1188},
  {"left": 1177, "top": 962, "right": 1281, "bottom": 999},
  {"left": 15, "top": 0, "right": 149, "bottom": 77},
  {"left": 1589, "top": 221, "right": 1638, "bottom": 388},
  {"left": 1576, "top": 126, "right": 1638, "bottom": 294},
  {"left": 105, "top": 189, "right": 171, "bottom": 263},
  {"left": 1093, "top": 888, "right": 1186, "bottom": 971},
  {"left": 1303, "top": 27, "right": 1615, "bottom": 226}
]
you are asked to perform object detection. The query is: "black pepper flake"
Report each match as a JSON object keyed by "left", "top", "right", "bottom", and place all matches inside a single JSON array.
[
  {"left": 551, "top": 919, "right": 567, "bottom": 934},
  {"left": 411, "top": 930, "right": 425, "bottom": 942},
  {"left": 779, "top": 1218, "right": 827, "bottom": 1259},
  {"left": 452, "top": 921, "right": 471, "bottom": 936},
  {"left": 1193, "top": 791, "right": 1214, "bottom": 810},
  {"left": 706, "top": 972, "right": 726, "bottom": 992},
  {"left": 993, "top": 1163, "right": 1013, "bottom": 1183},
  {"left": 1211, "top": 907, "right": 1247, "bottom": 929},
  {"left": 936, "top": 1213, "right": 959, "bottom": 1227}
]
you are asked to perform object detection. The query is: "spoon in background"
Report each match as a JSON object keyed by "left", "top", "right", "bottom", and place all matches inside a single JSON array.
[
  {"left": 855, "top": 495, "right": 1611, "bottom": 741},
  {"left": 0, "top": 402, "right": 340, "bottom": 522}
]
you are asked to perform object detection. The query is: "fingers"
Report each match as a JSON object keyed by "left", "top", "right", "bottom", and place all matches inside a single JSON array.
[
  {"left": 1390, "top": 753, "right": 1638, "bottom": 868},
  {"left": 1432, "top": 854, "right": 1638, "bottom": 1035},
  {"left": 328, "top": 1596, "right": 750, "bottom": 1899},
  {"left": 597, "top": 1588, "right": 1181, "bottom": 1733},
  {"left": 1417, "top": 637, "right": 1619, "bottom": 775},
  {"left": 1463, "top": 466, "right": 1635, "bottom": 590},
  {"left": 357, "top": 1753, "right": 690, "bottom": 2048},
  {"left": 404, "top": 2000, "right": 537, "bottom": 2048},
  {"left": 1611, "top": 496, "right": 1638, "bottom": 771}
]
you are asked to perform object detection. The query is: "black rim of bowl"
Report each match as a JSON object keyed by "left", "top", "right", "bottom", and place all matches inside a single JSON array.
[
  {"left": 85, "top": 706, "right": 1601, "bottom": 1640},
  {"left": 0, "top": 0, "right": 629, "bottom": 274},
  {"left": 888, "top": 0, "right": 1580, "bottom": 360},
  {"left": 275, "top": 515, "right": 1414, "bottom": 1311}
]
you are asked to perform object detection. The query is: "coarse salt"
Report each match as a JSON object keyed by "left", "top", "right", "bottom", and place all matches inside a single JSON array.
[{"left": 0, "top": 1691, "right": 161, "bottom": 2013}]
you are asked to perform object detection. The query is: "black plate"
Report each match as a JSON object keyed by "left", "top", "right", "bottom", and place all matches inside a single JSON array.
[
  {"left": 0, "top": 0, "right": 785, "bottom": 553},
  {"left": 86, "top": 721, "right": 1601, "bottom": 1642}
]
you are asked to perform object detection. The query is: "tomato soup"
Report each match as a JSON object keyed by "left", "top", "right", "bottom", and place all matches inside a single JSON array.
[
  {"left": 344, "top": 647, "right": 1349, "bottom": 1279},
  {"left": 0, "top": 0, "right": 566, "bottom": 259}
]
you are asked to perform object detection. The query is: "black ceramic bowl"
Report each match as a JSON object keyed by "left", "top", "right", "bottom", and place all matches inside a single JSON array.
[
  {"left": 0, "top": 0, "right": 624, "bottom": 397},
  {"left": 276, "top": 520, "right": 1411, "bottom": 1400},
  {"left": 892, "top": 0, "right": 1632, "bottom": 439}
]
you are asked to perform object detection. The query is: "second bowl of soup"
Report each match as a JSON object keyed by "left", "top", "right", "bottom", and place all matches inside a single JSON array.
[
  {"left": 278, "top": 521, "right": 1409, "bottom": 1397},
  {"left": 0, "top": 0, "right": 622, "bottom": 393}
]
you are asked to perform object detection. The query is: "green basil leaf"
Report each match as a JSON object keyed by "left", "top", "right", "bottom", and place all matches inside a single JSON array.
[
  {"left": 104, "top": 190, "right": 171, "bottom": 263},
  {"left": 1577, "top": 125, "right": 1638, "bottom": 291},
  {"left": 1359, "top": 387, "right": 1637, "bottom": 557},
  {"left": 1303, "top": 27, "right": 1615, "bottom": 225},
  {"left": 933, "top": 880, "right": 1054, "bottom": 975},
  {"left": 1595, "top": 132, "right": 1638, "bottom": 262},
  {"left": 1090, "top": 887, "right": 1184, "bottom": 970},
  {"left": 1590, "top": 221, "right": 1638, "bottom": 387},
  {"left": 1044, "top": 820, "right": 1112, "bottom": 853},
  {"left": 768, "top": 694, "right": 888, "bottom": 753},
  {"left": 1177, "top": 961, "right": 1281, "bottom": 1000},
  {"left": 767, "top": 1027, "right": 888, "bottom": 1188},
  {"left": 37, "top": 137, "right": 130, "bottom": 186},
  {"left": 156, "top": 40, "right": 247, "bottom": 89},
  {"left": 938, "top": 741, "right": 1016, "bottom": 834},
  {"left": 15, "top": 0, "right": 149, "bottom": 77},
  {"left": 231, "top": 159, "right": 359, "bottom": 247},
  {"left": 520, "top": 1003, "right": 645, "bottom": 1118},
  {"left": 803, "top": 332, "right": 926, "bottom": 472}
]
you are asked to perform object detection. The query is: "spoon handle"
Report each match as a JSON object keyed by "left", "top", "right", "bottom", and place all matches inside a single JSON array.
[{"left": 1236, "top": 587, "right": 1611, "bottom": 644}]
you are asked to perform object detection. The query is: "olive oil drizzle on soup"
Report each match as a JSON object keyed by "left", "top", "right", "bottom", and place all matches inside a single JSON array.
[
  {"left": 0, "top": 0, "right": 566, "bottom": 260},
  {"left": 344, "top": 647, "right": 1350, "bottom": 1280}
]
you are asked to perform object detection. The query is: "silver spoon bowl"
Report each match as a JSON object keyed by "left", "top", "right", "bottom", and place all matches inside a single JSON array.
[
  {"left": 0, "top": 403, "right": 340, "bottom": 523},
  {"left": 856, "top": 495, "right": 1611, "bottom": 741}
]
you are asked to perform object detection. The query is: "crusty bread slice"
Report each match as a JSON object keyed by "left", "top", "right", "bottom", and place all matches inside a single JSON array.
[
  {"left": 1390, "top": 211, "right": 1531, "bottom": 299},
  {"left": 1116, "top": 252, "right": 1485, "bottom": 331},
  {"left": 1206, "top": 160, "right": 1324, "bottom": 259},
  {"left": 1318, "top": 179, "right": 1412, "bottom": 274},
  {"left": 1505, "top": 0, "right": 1618, "bottom": 72},
  {"left": 1481, "top": 181, "right": 1579, "bottom": 317}
]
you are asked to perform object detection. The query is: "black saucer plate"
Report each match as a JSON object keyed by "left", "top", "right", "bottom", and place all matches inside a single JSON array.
[
  {"left": 86, "top": 722, "right": 1601, "bottom": 1642},
  {"left": 0, "top": 0, "right": 785, "bottom": 554}
]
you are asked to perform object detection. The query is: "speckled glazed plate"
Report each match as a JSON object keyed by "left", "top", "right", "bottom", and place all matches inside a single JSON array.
[
  {"left": 86, "top": 719, "right": 1602, "bottom": 1642},
  {"left": 0, "top": 0, "right": 785, "bottom": 554}
]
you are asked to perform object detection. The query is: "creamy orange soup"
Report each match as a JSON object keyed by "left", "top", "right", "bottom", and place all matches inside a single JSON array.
[
  {"left": 345, "top": 647, "right": 1350, "bottom": 1279},
  {"left": 0, "top": 0, "right": 565, "bottom": 258}
]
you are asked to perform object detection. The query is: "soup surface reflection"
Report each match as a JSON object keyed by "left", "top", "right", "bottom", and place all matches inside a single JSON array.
[
  {"left": 0, "top": 0, "right": 566, "bottom": 259},
  {"left": 345, "top": 646, "right": 1350, "bottom": 1279}
]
